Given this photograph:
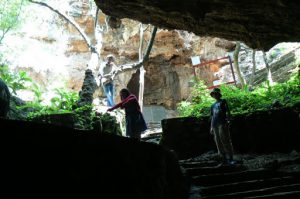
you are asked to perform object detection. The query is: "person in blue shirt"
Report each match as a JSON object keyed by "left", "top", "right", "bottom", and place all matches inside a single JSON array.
[{"left": 210, "top": 88, "right": 235, "bottom": 165}]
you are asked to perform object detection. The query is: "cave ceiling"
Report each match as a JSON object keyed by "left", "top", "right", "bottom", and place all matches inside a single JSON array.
[{"left": 95, "top": 0, "right": 300, "bottom": 50}]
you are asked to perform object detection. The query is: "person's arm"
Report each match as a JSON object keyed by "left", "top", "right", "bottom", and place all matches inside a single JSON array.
[
  {"left": 107, "top": 101, "right": 123, "bottom": 111},
  {"left": 122, "top": 94, "right": 137, "bottom": 106},
  {"left": 100, "top": 63, "right": 105, "bottom": 76},
  {"left": 107, "top": 94, "right": 133, "bottom": 111}
]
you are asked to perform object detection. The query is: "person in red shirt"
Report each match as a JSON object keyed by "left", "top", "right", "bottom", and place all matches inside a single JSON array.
[{"left": 108, "top": 88, "right": 147, "bottom": 140}]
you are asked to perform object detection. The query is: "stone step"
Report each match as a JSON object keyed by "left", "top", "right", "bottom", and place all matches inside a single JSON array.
[
  {"left": 185, "top": 165, "right": 245, "bottom": 176},
  {"left": 244, "top": 190, "right": 300, "bottom": 199},
  {"left": 200, "top": 175, "right": 300, "bottom": 196},
  {"left": 202, "top": 183, "right": 300, "bottom": 199},
  {"left": 192, "top": 169, "right": 285, "bottom": 186},
  {"left": 180, "top": 161, "right": 219, "bottom": 168}
]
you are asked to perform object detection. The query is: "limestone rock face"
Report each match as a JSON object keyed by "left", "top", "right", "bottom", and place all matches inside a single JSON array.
[
  {"left": 95, "top": 0, "right": 300, "bottom": 50},
  {"left": 98, "top": 14, "right": 239, "bottom": 108},
  {"left": 100, "top": 18, "right": 230, "bottom": 109}
]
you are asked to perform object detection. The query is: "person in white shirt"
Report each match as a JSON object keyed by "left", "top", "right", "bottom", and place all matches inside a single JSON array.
[{"left": 99, "top": 54, "right": 118, "bottom": 107}]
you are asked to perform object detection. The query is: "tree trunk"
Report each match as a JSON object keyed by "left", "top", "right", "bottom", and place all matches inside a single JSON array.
[
  {"left": 249, "top": 49, "right": 257, "bottom": 86},
  {"left": 119, "top": 26, "right": 158, "bottom": 73},
  {"left": 138, "top": 23, "right": 145, "bottom": 111},
  {"left": 262, "top": 51, "right": 274, "bottom": 85},
  {"left": 233, "top": 41, "right": 246, "bottom": 88}
]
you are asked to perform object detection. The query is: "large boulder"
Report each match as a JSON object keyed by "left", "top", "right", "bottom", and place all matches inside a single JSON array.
[{"left": 1, "top": 118, "right": 189, "bottom": 198}]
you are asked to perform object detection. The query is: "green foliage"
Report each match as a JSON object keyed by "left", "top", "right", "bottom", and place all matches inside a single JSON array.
[
  {"left": 178, "top": 80, "right": 213, "bottom": 117},
  {"left": 24, "top": 88, "right": 79, "bottom": 119},
  {"left": 0, "top": 65, "right": 33, "bottom": 94},
  {"left": 178, "top": 74, "right": 300, "bottom": 117},
  {"left": 73, "top": 105, "right": 121, "bottom": 134},
  {"left": 0, "top": 0, "right": 26, "bottom": 43},
  {"left": 93, "top": 112, "right": 122, "bottom": 135},
  {"left": 0, "top": 63, "right": 80, "bottom": 119},
  {"left": 31, "top": 82, "right": 43, "bottom": 102},
  {"left": 0, "top": 64, "right": 123, "bottom": 133},
  {"left": 72, "top": 104, "right": 93, "bottom": 129},
  {"left": 25, "top": 104, "right": 72, "bottom": 120},
  {"left": 50, "top": 88, "right": 78, "bottom": 110}
]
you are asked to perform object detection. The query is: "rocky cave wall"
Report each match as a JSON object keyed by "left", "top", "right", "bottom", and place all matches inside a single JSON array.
[
  {"left": 106, "top": 26, "right": 232, "bottom": 108},
  {"left": 95, "top": 0, "right": 300, "bottom": 50}
]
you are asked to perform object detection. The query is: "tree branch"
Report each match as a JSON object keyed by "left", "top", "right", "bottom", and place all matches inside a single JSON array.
[
  {"left": 0, "top": 28, "right": 11, "bottom": 44},
  {"left": 0, "top": 0, "right": 24, "bottom": 44},
  {"left": 233, "top": 41, "right": 246, "bottom": 87},
  {"left": 94, "top": 7, "right": 99, "bottom": 28},
  {"left": 143, "top": 24, "right": 150, "bottom": 32},
  {"left": 29, "top": 0, "right": 97, "bottom": 55},
  {"left": 249, "top": 49, "right": 256, "bottom": 86},
  {"left": 117, "top": 26, "right": 158, "bottom": 73}
]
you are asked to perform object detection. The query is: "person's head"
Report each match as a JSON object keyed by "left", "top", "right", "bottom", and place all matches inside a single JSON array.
[
  {"left": 120, "top": 88, "right": 131, "bottom": 100},
  {"left": 106, "top": 54, "right": 115, "bottom": 63},
  {"left": 210, "top": 88, "right": 222, "bottom": 100}
]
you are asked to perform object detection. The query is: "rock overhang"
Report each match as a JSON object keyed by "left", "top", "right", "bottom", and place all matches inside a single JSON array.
[{"left": 95, "top": 0, "right": 300, "bottom": 50}]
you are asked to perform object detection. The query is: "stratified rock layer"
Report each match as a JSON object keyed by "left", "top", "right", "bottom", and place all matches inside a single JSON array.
[{"left": 96, "top": 0, "right": 300, "bottom": 50}]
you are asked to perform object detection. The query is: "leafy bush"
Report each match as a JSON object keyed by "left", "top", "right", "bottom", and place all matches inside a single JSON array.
[
  {"left": 24, "top": 88, "right": 79, "bottom": 119},
  {"left": 178, "top": 74, "right": 300, "bottom": 117},
  {"left": 177, "top": 80, "right": 213, "bottom": 117},
  {"left": 0, "top": 65, "right": 32, "bottom": 94},
  {"left": 95, "top": 112, "right": 122, "bottom": 135},
  {"left": 0, "top": 65, "right": 79, "bottom": 119},
  {"left": 0, "top": 0, "right": 26, "bottom": 44},
  {"left": 50, "top": 88, "right": 79, "bottom": 111}
]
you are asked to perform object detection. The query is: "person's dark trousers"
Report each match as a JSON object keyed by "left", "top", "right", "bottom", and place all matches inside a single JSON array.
[{"left": 103, "top": 82, "right": 115, "bottom": 107}]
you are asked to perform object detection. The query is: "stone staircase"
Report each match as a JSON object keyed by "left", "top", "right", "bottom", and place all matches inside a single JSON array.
[{"left": 180, "top": 159, "right": 300, "bottom": 199}]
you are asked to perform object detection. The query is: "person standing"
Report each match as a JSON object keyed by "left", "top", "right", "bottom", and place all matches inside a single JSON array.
[
  {"left": 108, "top": 88, "right": 147, "bottom": 140},
  {"left": 99, "top": 54, "right": 118, "bottom": 107},
  {"left": 210, "top": 88, "right": 235, "bottom": 165}
]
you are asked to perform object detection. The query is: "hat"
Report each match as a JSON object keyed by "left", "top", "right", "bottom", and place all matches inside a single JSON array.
[
  {"left": 106, "top": 54, "right": 115, "bottom": 59},
  {"left": 210, "top": 88, "right": 221, "bottom": 96}
]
